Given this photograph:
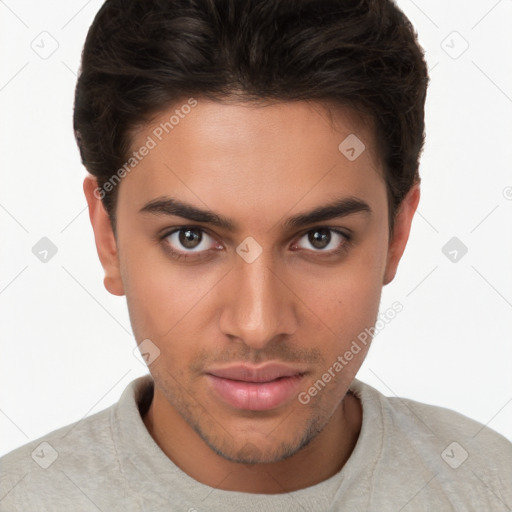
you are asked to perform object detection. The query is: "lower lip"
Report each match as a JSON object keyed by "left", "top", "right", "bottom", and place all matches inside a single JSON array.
[{"left": 206, "top": 374, "right": 304, "bottom": 411}]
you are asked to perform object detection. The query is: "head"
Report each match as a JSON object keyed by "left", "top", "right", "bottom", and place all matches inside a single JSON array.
[{"left": 76, "top": 0, "right": 428, "bottom": 464}]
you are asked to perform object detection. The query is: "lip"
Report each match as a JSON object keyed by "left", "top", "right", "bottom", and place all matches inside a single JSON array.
[{"left": 205, "top": 363, "right": 307, "bottom": 411}]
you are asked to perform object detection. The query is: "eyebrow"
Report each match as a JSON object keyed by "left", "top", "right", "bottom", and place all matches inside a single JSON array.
[{"left": 139, "top": 195, "right": 371, "bottom": 231}]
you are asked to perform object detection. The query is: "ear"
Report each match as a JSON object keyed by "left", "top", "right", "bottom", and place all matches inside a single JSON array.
[
  {"left": 383, "top": 183, "right": 420, "bottom": 285},
  {"left": 83, "top": 175, "right": 125, "bottom": 296}
]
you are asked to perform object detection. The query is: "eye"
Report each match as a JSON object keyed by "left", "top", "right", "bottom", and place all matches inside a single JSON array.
[
  {"left": 162, "top": 227, "right": 220, "bottom": 259},
  {"left": 160, "top": 226, "right": 351, "bottom": 262},
  {"left": 292, "top": 227, "right": 350, "bottom": 254}
]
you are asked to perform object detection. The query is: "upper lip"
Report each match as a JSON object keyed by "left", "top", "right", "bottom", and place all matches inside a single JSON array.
[{"left": 206, "top": 363, "right": 307, "bottom": 383}]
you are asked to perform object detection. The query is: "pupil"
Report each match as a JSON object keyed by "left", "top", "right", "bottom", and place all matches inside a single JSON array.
[
  {"left": 310, "top": 229, "right": 330, "bottom": 249},
  {"left": 180, "top": 229, "right": 201, "bottom": 248}
]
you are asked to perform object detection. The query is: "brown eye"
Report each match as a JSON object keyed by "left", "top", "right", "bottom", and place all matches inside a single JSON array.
[
  {"left": 179, "top": 228, "right": 202, "bottom": 249},
  {"left": 295, "top": 228, "right": 349, "bottom": 253},
  {"left": 308, "top": 228, "right": 331, "bottom": 250},
  {"left": 163, "top": 227, "right": 217, "bottom": 256}
]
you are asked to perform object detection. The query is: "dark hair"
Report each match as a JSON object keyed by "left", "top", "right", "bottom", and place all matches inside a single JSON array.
[{"left": 73, "top": 0, "right": 429, "bottom": 236}]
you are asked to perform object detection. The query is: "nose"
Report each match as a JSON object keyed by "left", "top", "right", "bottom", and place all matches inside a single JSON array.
[{"left": 218, "top": 248, "right": 298, "bottom": 350}]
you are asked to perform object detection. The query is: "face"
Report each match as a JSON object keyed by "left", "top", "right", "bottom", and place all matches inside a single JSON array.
[{"left": 85, "top": 98, "right": 418, "bottom": 465}]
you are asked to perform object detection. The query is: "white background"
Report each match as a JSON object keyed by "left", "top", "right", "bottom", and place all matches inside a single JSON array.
[{"left": 0, "top": 0, "right": 511, "bottom": 457}]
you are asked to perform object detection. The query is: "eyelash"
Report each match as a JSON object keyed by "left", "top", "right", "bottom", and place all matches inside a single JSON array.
[{"left": 159, "top": 226, "right": 352, "bottom": 262}]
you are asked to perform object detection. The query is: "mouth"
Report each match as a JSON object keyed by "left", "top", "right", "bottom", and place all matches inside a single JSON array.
[{"left": 205, "top": 363, "right": 307, "bottom": 411}]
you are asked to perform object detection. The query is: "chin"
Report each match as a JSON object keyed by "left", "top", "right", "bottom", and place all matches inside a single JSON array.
[{"left": 195, "top": 414, "right": 326, "bottom": 465}]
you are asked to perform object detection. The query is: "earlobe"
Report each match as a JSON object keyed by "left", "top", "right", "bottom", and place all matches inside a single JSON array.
[
  {"left": 383, "top": 184, "right": 420, "bottom": 286},
  {"left": 83, "top": 175, "right": 125, "bottom": 296}
]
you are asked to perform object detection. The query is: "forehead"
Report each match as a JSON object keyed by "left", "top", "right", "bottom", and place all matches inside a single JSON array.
[
  {"left": 118, "top": 99, "right": 386, "bottom": 227},
  {"left": 132, "top": 97, "right": 379, "bottom": 163}
]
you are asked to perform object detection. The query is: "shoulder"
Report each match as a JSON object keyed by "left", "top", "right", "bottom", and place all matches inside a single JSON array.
[
  {"left": 1, "top": 404, "right": 115, "bottom": 470},
  {"left": 385, "top": 389, "right": 512, "bottom": 462},
  {"left": 0, "top": 404, "right": 124, "bottom": 510},
  {"left": 352, "top": 378, "right": 512, "bottom": 454},
  {"left": 349, "top": 379, "right": 512, "bottom": 509}
]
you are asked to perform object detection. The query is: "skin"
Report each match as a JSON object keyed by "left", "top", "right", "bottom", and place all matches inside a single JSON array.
[{"left": 83, "top": 98, "right": 420, "bottom": 493}]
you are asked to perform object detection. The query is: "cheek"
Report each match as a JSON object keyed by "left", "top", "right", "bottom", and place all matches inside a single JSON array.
[
  {"left": 297, "top": 251, "right": 384, "bottom": 331},
  {"left": 119, "top": 240, "right": 181, "bottom": 335},
  {"left": 121, "top": 243, "right": 223, "bottom": 345},
  {"left": 290, "top": 242, "right": 386, "bottom": 382}
]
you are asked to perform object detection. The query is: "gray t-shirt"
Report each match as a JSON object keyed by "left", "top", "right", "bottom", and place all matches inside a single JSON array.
[{"left": 1, "top": 375, "right": 511, "bottom": 511}]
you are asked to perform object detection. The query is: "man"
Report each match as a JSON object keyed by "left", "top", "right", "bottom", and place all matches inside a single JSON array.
[{"left": 1, "top": 0, "right": 511, "bottom": 510}]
